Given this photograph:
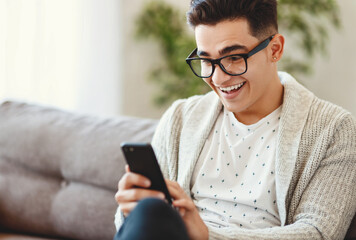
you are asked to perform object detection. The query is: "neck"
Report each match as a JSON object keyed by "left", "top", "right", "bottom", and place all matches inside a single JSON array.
[{"left": 234, "top": 74, "right": 284, "bottom": 125}]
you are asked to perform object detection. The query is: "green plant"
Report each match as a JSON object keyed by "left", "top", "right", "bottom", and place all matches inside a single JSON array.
[
  {"left": 277, "top": 0, "right": 341, "bottom": 75},
  {"left": 136, "top": 0, "right": 340, "bottom": 106},
  {"left": 135, "top": 2, "right": 210, "bottom": 106}
]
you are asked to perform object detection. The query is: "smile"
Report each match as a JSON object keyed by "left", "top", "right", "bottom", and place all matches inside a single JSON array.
[{"left": 219, "top": 82, "right": 246, "bottom": 93}]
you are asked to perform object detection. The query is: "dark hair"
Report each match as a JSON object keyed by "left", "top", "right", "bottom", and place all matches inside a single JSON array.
[{"left": 187, "top": 0, "right": 278, "bottom": 39}]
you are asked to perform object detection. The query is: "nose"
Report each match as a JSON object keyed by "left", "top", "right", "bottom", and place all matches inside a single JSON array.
[{"left": 210, "top": 64, "right": 231, "bottom": 86}]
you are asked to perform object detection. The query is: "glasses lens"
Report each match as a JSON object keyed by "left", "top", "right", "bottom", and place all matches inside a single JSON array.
[
  {"left": 221, "top": 56, "right": 246, "bottom": 75},
  {"left": 189, "top": 59, "right": 212, "bottom": 78}
]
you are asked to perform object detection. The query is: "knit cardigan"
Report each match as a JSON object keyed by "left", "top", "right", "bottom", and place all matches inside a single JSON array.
[{"left": 115, "top": 72, "right": 356, "bottom": 240}]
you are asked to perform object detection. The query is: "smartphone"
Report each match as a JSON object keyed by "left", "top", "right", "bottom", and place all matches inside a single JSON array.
[{"left": 120, "top": 142, "right": 172, "bottom": 204}]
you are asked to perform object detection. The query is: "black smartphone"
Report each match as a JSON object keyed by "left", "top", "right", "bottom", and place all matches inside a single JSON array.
[{"left": 120, "top": 142, "right": 172, "bottom": 204}]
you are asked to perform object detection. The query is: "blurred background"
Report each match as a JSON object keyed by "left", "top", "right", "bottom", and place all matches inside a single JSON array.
[{"left": 0, "top": 0, "right": 355, "bottom": 119}]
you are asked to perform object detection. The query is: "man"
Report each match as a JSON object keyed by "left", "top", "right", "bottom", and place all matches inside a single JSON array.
[{"left": 114, "top": 0, "right": 356, "bottom": 239}]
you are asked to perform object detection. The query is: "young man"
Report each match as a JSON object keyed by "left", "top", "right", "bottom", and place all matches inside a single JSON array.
[{"left": 114, "top": 0, "right": 356, "bottom": 239}]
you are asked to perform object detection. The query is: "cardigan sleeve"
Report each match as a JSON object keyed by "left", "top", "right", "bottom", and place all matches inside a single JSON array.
[
  {"left": 114, "top": 205, "right": 125, "bottom": 231},
  {"left": 207, "top": 113, "right": 356, "bottom": 240},
  {"left": 151, "top": 99, "right": 186, "bottom": 181}
]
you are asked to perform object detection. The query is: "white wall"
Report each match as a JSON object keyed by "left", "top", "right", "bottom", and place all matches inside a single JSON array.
[
  {"left": 75, "top": 0, "right": 122, "bottom": 117},
  {"left": 121, "top": 0, "right": 356, "bottom": 118},
  {"left": 303, "top": 0, "right": 356, "bottom": 115},
  {"left": 0, "top": 0, "right": 122, "bottom": 117}
]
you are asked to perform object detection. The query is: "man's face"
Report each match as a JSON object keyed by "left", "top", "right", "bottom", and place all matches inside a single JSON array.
[{"left": 195, "top": 19, "right": 281, "bottom": 122}]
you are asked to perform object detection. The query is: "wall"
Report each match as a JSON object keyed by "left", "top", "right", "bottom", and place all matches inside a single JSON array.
[
  {"left": 120, "top": 0, "right": 190, "bottom": 118},
  {"left": 303, "top": 0, "right": 356, "bottom": 115},
  {"left": 121, "top": 0, "right": 356, "bottom": 119},
  {"left": 0, "top": 0, "right": 122, "bottom": 117}
]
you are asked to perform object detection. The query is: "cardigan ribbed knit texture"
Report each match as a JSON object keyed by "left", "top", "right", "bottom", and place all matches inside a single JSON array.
[{"left": 115, "top": 72, "right": 356, "bottom": 240}]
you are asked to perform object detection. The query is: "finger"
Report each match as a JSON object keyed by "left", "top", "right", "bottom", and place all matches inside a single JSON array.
[
  {"left": 165, "top": 180, "right": 186, "bottom": 193},
  {"left": 125, "top": 164, "right": 130, "bottom": 173},
  {"left": 165, "top": 179, "right": 177, "bottom": 187},
  {"left": 165, "top": 181, "right": 186, "bottom": 200},
  {"left": 173, "top": 199, "right": 195, "bottom": 211},
  {"left": 118, "top": 172, "right": 151, "bottom": 190},
  {"left": 120, "top": 201, "right": 138, "bottom": 217},
  {"left": 116, "top": 188, "right": 165, "bottom": 204},
  {"left": 178, "top": 207, "right": 186, "bottom": 217}
]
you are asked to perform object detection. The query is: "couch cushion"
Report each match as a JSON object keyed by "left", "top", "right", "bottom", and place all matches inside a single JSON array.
[{"left": 0, "top": 101, "right": 158, "bottom": 240}]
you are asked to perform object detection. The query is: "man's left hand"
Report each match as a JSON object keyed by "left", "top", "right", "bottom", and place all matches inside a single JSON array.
[{"left": 166, "top": 179, "right": 209, "bottom": 240}]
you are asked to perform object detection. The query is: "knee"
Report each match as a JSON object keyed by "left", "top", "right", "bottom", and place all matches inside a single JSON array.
[
  {"left": 118, "top": 198, "right": 189, "bottom": 240},
  {"left": 135, "top": 197, "right": 171, "bottom": 216}
]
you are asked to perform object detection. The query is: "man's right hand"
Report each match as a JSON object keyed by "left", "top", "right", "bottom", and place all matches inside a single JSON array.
[{"left": 114, "top": 165, "right": 166, "bottom": 217}]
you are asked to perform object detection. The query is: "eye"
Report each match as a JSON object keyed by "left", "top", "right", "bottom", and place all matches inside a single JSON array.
[
  {"left": 201, "top": 59, "right": 212, "bottom": 66},
  {"left": 228, "top": 56, "right": 243, "bottom": 62}
]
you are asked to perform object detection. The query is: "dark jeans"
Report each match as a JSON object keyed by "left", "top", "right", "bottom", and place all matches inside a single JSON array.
[{"left": 114, "top": 198, "right": 190, "bottom": 240}]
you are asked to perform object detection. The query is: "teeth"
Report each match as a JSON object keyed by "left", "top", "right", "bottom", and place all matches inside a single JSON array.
[{"left": 219, "top": 82, "right": 245, "bottom": 92}]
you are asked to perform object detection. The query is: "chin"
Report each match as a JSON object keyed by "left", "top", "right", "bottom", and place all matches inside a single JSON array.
[
  {"left": 225, "top": 98, "right": 254, "bottom": 115},
  {"left": 222, "top": 102, "right": 241, "bottom": 114}
]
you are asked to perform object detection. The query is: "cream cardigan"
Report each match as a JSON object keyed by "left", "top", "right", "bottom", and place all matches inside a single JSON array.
[{"left": 115, "top": 72, "right": 356, "bottom": 240}]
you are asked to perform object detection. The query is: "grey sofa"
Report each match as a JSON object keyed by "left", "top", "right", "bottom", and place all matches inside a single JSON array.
[
  {"left": 0, "top": 101, "right": 157, "bottom": 239},
  {"left": 0, "top": 101, "right": 355, "bottom": 240}
]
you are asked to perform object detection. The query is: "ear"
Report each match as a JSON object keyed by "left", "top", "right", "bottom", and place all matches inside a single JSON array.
[{"left": 270, "top": 34, "right": 285, "bottom": 62}]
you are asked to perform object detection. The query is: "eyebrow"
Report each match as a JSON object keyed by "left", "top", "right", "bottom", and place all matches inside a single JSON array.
[{"left": 197, "top": 44, "right": 249, "bottom": 57}]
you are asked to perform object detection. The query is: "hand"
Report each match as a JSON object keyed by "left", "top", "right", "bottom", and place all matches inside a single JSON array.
[
  {"left": 166, "top": 180, "right": 209, "bottom": 240},
  {"left": 114, "top": 165, "right": 165, "bottom": 217}
]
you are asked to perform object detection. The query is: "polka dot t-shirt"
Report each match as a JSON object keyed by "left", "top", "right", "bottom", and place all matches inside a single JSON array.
[{"left": 191, "top": 106, "right": 281, "bottom": 229}]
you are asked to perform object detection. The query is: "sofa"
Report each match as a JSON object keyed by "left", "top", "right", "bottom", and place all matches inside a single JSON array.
[
  {"left": 0, "top": 101, "right": 157, "bottom": 239},
  {"left": 0, "top": 101, "right": 355, "bottom": 240}
]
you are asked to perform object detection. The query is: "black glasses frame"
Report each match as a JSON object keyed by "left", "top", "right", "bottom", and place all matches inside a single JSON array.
[{"left": 186, "top": 35, "right": 275, "bottom": 78}]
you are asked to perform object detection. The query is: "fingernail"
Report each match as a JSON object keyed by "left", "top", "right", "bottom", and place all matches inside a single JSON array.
[
  {"left": 180, "top": 209, "right": 186, "bottom": 217},
  {"left": 144, "top": 180, "right": 150, "bottom": 187}
]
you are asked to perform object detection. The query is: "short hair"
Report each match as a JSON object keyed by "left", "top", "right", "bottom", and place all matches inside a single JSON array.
[{"left": 187, "top": 0, "right": 278, "bottom": 39}]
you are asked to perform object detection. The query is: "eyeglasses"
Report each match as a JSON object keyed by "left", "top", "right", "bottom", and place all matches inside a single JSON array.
[{"left": 186, "top": 35, "right": 275, "bottom": 78}]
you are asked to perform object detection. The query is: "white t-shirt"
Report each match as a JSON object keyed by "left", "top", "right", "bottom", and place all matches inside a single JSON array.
[{"left": 191, "top": 107, "right": 282, "bottom": 229}]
